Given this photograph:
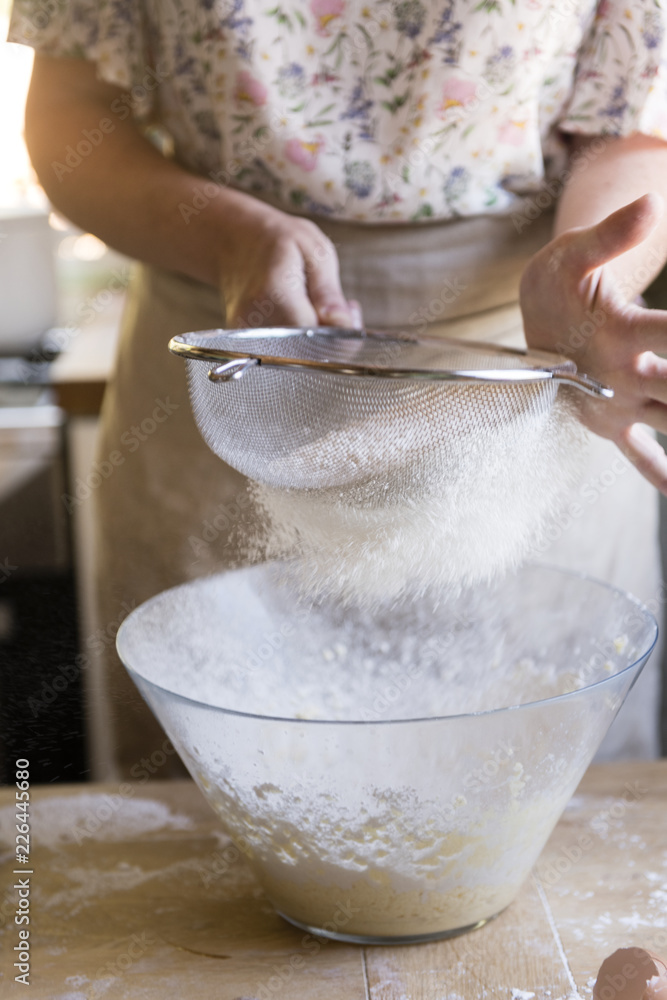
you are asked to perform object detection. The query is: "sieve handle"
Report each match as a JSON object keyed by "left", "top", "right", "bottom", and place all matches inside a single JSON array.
[
  {"left": 552, "top": 372, "right": 614, "bottom": 399},
  {"left": 207, "top": 358, "right": 259, "bottom": 382}
]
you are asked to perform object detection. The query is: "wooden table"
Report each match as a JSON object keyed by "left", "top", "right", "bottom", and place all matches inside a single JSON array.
[{"left": 1, "top": 762, "right": 666, "bottom": 999}]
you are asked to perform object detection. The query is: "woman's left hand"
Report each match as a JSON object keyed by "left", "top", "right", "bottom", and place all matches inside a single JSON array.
[{"left": 520, "top": 193, "right": 667, "bottom": 494}]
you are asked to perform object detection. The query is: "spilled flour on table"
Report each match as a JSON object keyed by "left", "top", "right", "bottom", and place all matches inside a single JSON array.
[
  {"left": 41, "top": 858, "right": 212, "bottom": 916},
  {"left": 535, "top": 798, "right": 667, "bottom": 957},
  {"left": 0, "top": 795, "right": 193, "bottom": 853}
]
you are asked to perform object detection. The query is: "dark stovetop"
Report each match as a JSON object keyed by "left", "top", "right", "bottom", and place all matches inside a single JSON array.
[{"left": 0, "top": 338, "right": 88, "bottom": 785}]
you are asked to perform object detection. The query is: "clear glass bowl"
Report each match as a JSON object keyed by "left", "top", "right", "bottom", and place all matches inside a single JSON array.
[{"left": 116, "top": 564, "right": 657, "bottom": 945}]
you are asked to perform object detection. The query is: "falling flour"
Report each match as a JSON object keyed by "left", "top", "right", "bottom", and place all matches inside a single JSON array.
[
  {"left": 127, "top": 565, "right": 634, "bottom": 722},
  {"left": 246, "top": 391, "right": 589, "bottom": 607}
]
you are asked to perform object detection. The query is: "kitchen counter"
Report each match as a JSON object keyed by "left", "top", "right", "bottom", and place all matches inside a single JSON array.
[
  {"left": 1, "top": 761, "right": 666, "bottom": 998},
  {"left": 48, "top": 330, "right": 116, "bottom": 416},
  {"left": 48, "top": 305, "right": 121, "bottom": 416}
]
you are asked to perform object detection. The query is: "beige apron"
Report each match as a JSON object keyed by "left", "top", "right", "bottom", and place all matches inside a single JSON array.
[{"left": 94, "top": 209, "right": 662, "bottom": 778}]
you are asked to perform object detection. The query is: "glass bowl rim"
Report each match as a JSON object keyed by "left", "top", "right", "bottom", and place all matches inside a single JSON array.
[{"left": 116, "top": 562, "right": 658, "bottom": 728}]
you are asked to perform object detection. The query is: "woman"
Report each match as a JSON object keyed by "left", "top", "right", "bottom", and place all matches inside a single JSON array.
[{"left": 10, "top": 0, "right": 667, "bottom": 775}]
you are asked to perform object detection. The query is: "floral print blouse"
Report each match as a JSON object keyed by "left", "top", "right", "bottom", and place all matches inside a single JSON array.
[{"left": 8, "top": 0, "right": 667, "bottom": 222}]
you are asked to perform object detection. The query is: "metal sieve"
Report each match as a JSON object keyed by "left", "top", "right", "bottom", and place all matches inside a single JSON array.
[{"left": 169, "top": 327, "right": 612, "bottom": 492}]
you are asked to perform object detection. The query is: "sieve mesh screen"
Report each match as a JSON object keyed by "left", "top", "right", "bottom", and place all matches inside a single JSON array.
[{"left": 182, "top": 328, "right": 571, "bottom": 493}]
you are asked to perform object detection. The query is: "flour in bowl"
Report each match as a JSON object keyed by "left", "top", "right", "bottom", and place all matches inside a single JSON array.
[{"left": 118, "top": 563, "right": 649, "bottom": 941}]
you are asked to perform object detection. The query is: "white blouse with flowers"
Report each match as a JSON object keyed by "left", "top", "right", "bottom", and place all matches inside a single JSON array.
[{"left": 8, "top": 0, "right": 667, "bottom": 223}]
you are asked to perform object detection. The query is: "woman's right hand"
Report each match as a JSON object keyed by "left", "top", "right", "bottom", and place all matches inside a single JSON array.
[{"left": 215, "top": 192, "right": 362, "bottom": 329}]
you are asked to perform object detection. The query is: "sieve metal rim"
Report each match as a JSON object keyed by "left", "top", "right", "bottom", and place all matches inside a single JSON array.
[{"left": 169, "top": 327, "right": 614, "bottom": 399}]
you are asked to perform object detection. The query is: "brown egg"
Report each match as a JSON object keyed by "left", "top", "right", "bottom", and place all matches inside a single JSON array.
[{"left": 593, "top": 948, "right": 667, "bottom": 1000}]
